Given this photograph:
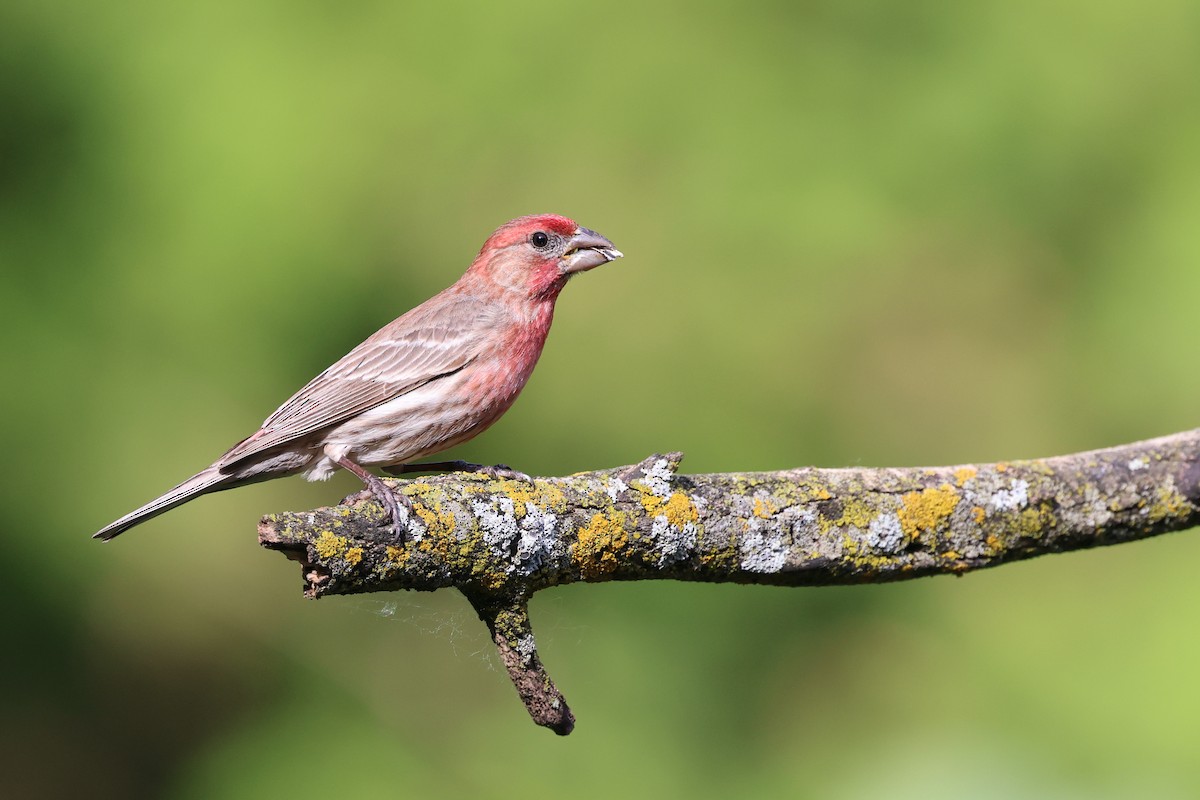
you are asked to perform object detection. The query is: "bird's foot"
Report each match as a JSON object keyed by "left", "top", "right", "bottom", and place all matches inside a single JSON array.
[
  {"left": 472, "top": 462, "right": 533, "bottom": 482},
  {"left": 384, "top": 459, "right": 532, "bottom": 482},
  {"left": 335, "top": 455, "right": 412, "bottom": 541},
  {"left": 373, "top": 479, "right": 414, "bottom": 542}
]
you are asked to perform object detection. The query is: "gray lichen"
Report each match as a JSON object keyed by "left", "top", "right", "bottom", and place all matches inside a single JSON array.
[{"left": 258, "top": 431, "right": 1200, "bottom": 734}]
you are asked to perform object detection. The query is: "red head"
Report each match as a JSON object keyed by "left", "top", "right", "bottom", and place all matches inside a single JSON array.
[{"left": 466, "top": 214, "right": 622, "bottom": 301}]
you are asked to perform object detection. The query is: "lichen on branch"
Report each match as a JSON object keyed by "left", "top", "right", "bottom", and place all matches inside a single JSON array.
[{"left": 258, "top": 430, "right": 1200, "bottom": 733}]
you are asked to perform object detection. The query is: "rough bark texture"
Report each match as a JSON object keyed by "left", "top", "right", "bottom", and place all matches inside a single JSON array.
[{"left": 259, "top": 429, "right": 1200, "bottom": 733}]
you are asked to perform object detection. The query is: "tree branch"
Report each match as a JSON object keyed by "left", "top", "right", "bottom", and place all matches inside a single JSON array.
[{"left": 259, "top": 429, "right": 1200, "bottom": 733}]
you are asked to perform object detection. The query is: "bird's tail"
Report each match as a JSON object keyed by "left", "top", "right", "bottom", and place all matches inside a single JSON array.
[{"left": 93, "top": 464, "right": 232, "bottom": 541}]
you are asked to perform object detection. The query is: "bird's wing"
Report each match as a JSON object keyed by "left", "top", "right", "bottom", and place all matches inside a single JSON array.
[{"left": 218, "top": 293, "right": 497, "bottom": 469}]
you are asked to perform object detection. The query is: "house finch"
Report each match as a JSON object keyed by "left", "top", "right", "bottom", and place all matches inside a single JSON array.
[{"left": 94, "top": 214, "right": 622, "bottom": 541}]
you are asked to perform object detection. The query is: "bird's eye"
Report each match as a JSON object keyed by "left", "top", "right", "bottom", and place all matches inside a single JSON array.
[{"left": 531, "top": 231, "right": 549, "bottom": 248}]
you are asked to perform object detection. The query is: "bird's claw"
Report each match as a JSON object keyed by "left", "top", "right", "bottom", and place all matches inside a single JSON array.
[
  {"left": 363, "top": 481, "right": 411, "bottom": 542},
  {"left": 477, "top": 463, "right": 532, "bottom": 483},
  {"left": 334, "top": 456, "right": 413, "bottom": 542}
]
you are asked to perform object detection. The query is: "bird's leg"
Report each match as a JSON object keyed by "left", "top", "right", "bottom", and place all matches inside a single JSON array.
[
  {"left": 334, "top": 455, "right": 412, "bottom": 540},
  {"left": 384, "top": 459, "right": 532, "bottom": 482}
]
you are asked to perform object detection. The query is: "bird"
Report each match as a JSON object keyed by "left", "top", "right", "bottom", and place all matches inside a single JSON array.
[{"left": 93, "top": 214, "right": 622, "bottom": 541}]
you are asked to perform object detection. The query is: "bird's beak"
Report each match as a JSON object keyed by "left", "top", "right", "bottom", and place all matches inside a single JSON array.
[{"left": 560, "top": 227, "right": 623, "bottom": 274}]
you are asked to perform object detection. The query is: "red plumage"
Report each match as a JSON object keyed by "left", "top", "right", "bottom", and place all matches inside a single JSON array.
[{"left": 94, "top": 214, "right": 622, "bottom": 540}]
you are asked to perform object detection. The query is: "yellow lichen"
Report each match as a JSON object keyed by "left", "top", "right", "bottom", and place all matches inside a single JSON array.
[
  {"left": 897, "top": 484, "right": 960, "bottom": 541},
  {"left": 664, "top": 491, "right": 699, "bottom": 527},
  {"left": 641, "top": 491, "right": 699, "bottom": 528},
  {"left": 572, "top": 511, "right": 629, "bottom": 579},
  {"left": 954, "top": 467, "right": 978, "bottom": 487},
  {"left": 414, "top": 504, "right": 457, "bottom": 537},
  {"left": 837, "top": 498, "right": 877, "bottom": 530},
  {"left": 499, "top": 480, "right": 568, "bottom": 515},
  {"left": 698, "top": 537, "right": 740, "bottom": 572},
  {"left": 818, "top": 497, "right": 878, "bottom": 538},
  {"left": 314, "top": 531, "right": 348, "bottom": 560},
  {"left": 752, "top": 497, "right": 775, "bottom": 519},
  {"left": 1010, "top": 504, "right": 1057, "bottom": 537},
  {"left": 1148, "top": 484, "right": 1190, "bottom": 523},
  {"left": 383, "top": 545, "right": 409, "bottom": 570},
  {"left": 345, "top": 547, "right": 363, "bottom": 566},
  {"left": 841, "top": 531, "right": 900, "bottom": 570},
  {"left": 971, "top": 506, "right": 986, "bottom": 525},
  {"left": 786, "top": 477, "right": 832, "bottom": 503}
]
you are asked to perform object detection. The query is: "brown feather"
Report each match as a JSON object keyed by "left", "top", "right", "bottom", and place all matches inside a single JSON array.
[{"left": 218, "top": 292, "right": 503, "bottom": 469}]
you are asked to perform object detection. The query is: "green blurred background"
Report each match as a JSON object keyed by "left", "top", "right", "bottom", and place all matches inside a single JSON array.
[{"left": 4, "top": 0, "right": 1200, "bottom": 797}]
